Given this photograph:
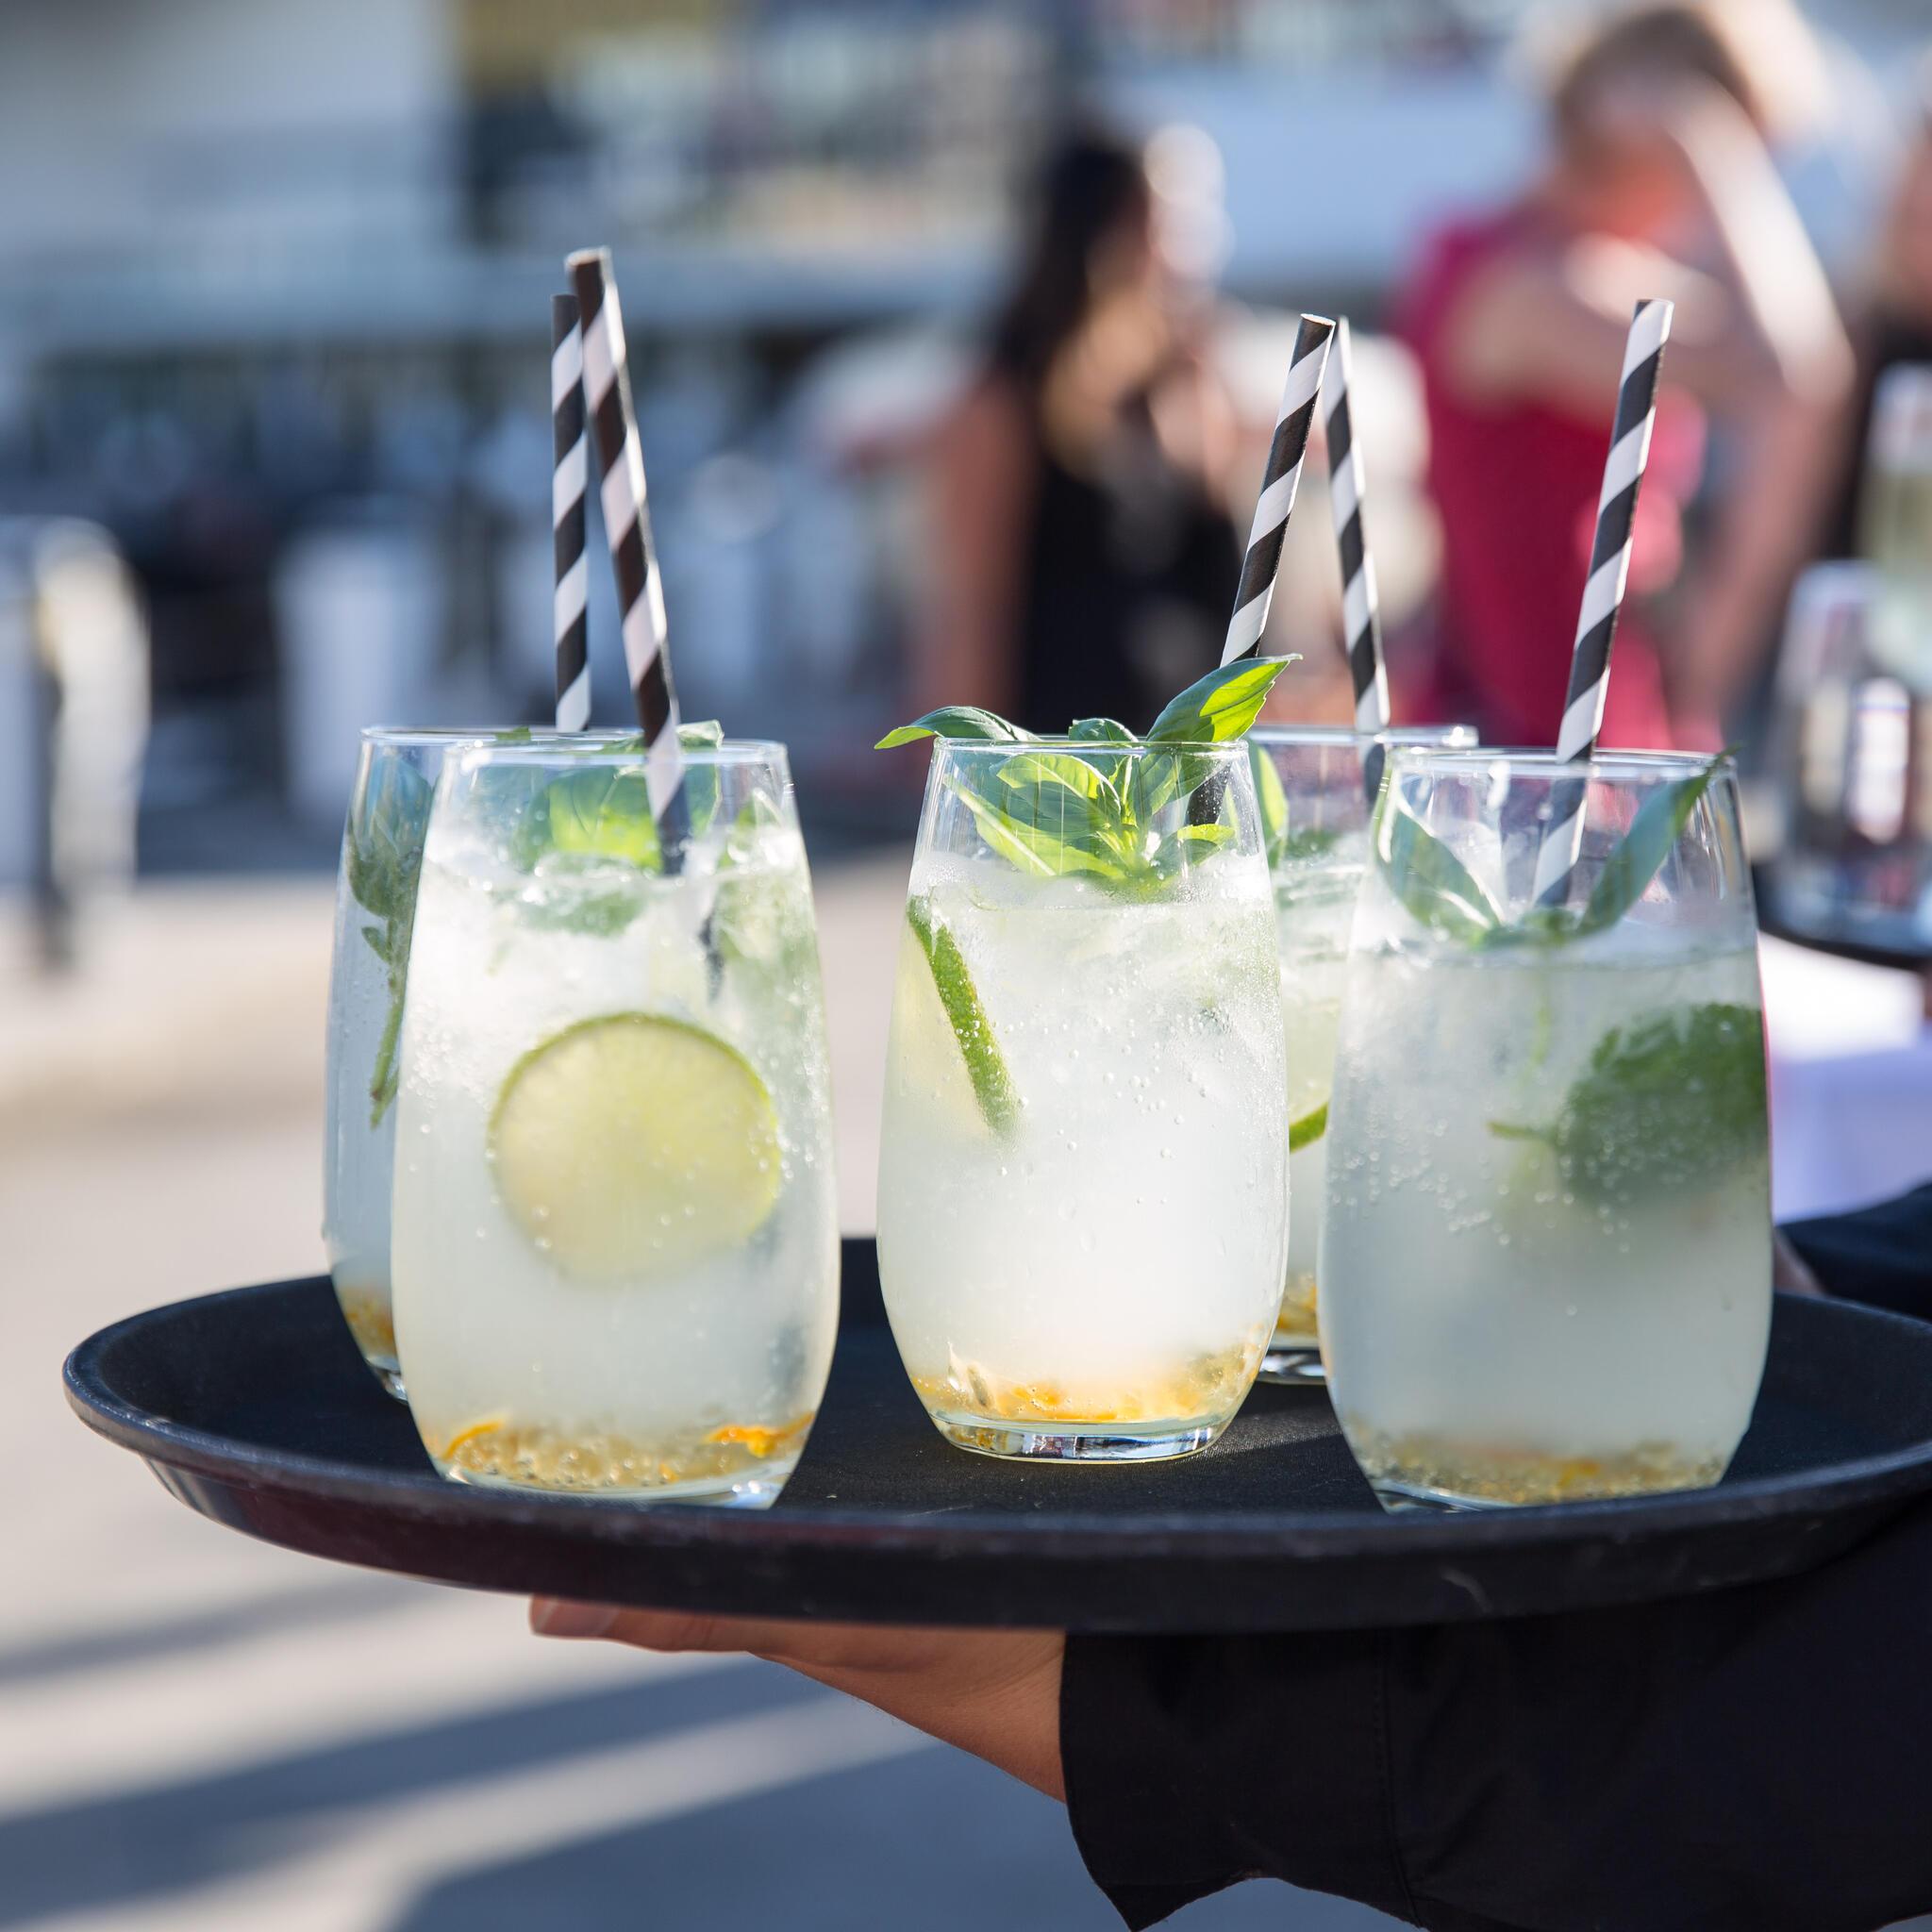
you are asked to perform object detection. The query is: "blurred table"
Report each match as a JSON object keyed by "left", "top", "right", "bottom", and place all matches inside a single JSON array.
[{"left": 1760, "top": 933, "right": 1932, "bottom": 1222}]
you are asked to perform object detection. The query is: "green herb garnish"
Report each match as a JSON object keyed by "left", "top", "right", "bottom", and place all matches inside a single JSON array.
[
  {"left": 877, "top": 660, "right": 1293, "bottom": 1133},
  {"left": 345, "top": 754, "right": 435, "bottom": 1128},
  {"left": 1371, "top": 753, "right": 1733, "bottom": 953},
  {"left": 907, "top": 895, "right": 1018, "bottom": 1134},
  {"left": 507, "top": 721, "right": 726, "bottom": 937},
  {"left": 878, "top": 657, "right": 1295, "bottom": 891},
  {"left": 1490, "top": 1002, "right": 1766, "bottom": 1204}
]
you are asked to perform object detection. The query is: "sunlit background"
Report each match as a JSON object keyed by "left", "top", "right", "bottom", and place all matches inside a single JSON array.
[{"left": 7, "top": 2, "right": 1932, "bottom": 1927}]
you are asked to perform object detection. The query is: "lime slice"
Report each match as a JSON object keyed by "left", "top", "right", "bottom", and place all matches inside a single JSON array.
[
  {"left": 907, "top": 898, "right": 1017, "bottom": 1135},
  {"left": 1289, "top": 1101, "right": 1327, "bottom": 1153},
  {"left": 490, "top": 1014, "right": 781, "bottom": 1281}
]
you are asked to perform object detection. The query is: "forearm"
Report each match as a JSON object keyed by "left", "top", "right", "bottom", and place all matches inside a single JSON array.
[
  {"left": 1064, "top": 1500, "right": 1932, "bottom": 1929},
  {"left": 1674, "top": 108, "right": 1851, "bottom": 401}
]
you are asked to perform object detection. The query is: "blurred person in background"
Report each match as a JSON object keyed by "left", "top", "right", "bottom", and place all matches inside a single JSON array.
[
  {"left": 916, "top": 124, "right": 1243, "bottom": 733},
  {"left": 1398, "top": 0, "right": 1853, "bottom": 750},
  {"left": 2, "top": 519, "right": 149, "bottom": 970}
]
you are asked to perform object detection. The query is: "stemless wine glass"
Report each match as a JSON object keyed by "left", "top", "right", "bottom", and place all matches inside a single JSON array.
[
  {"left": 1249, "top": 723, "right": 1476, "bottom": 1382},
  {"left": 1322, "top": 748, "right": 1772, "bottom": 1508},
  {"left": 390, "top": 738, "right": 839, "bottom": 1506},
  {"left": 325, "top": 727, "right": 482, "bottom": 1397},
  {"left": 876, "top": 738, "right": 1288, "bottom": 1462}
]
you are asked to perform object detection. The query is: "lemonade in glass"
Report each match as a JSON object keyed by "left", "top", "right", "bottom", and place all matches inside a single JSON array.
[
  {"left": 875, "top": 665, "right": 1291, "bottom": 1461},
  {"left": 325, "top": 727, "right": 473, "bottom": 1395},
  {"left": 390, "top": 735, "right": 838, "bottom": 1505},
  {"left": 1322, "top": 748, "right": 1772, "bottom": 1507},
  {"left": 1249, "top": 724, "right": 1474, "bottom": 1381}
]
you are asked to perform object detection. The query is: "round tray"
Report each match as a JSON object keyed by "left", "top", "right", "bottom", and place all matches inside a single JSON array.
[{"left": 65, "top": 1241, "right": 1932, "bottom": 1632}]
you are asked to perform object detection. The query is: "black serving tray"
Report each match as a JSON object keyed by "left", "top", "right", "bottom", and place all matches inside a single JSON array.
[{"left": 65, "top": 1240, "right": 1932, "bottom": 1632}]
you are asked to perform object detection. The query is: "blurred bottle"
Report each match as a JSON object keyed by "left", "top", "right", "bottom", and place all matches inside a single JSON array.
[
  {"left": 1858, "top": 363, "right": 1932, "bottom": 686},
  {"left": 1767, "top": 560, "right": 1932, "bottom": 948}
]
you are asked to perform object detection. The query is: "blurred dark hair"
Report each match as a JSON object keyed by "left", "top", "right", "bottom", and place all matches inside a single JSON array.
[{"left": 987, "top": 125, "right": 1152, "bottom": 391}]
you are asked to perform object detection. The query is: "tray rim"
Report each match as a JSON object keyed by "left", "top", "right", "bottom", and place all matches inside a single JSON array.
[{"left": 63, "top": 1275, "right": 1932, "bottom": 1564}]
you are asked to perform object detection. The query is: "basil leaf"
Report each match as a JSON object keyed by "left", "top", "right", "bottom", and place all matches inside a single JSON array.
[
  {"left": 344, "top": 754, "right": 433, "bottom": 924},
  {"left": 1374, "top": 799, "right": 1501, "bottom": 944},
  {"left": 1250, "top": 741, "right": 1291, "bottom": 869},
  {"left": 1146, "top": 655, "right": 1296, "bottom": 744},
  {"left": 908, "top": 897, "right": 1018, "bottom": 1134},
  {"left": 954, "top": 780, "right": 1128, "bottom": 879},
  {"left": 1278, "top": 826, "right": 1341, "bottom": 862},
  {"left": 876, "top": 707, "right": 1035, "bottom": 750},
  {"left": 1152, "top": 820, "right": 1236, "bottom": 878},
  {"left": 1568, "top": 752, "right": 1730, "bottom": 941},
  {"left": 1069, "top": 716, "right": 1137, "bottom": 743},
  {"left": 343, "top": 754, "right": 435, "bottom": 1128},
  {"left": 540, "top": 767, "right": 663, "bottom": 869},
  {"left": 995, "top": 749, "right": 1125, "bottom": 821},
  {"left": 1496, "top": 1002, "right": 1767, "bottom": 1205}
]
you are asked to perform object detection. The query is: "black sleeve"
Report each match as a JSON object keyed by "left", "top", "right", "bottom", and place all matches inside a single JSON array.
[
  {"left": 1061, "top": 1497, "right": 1932, "bottom": 1931},
  {"left": 1783, "top": 1181, "right": 1932, "bottom": 1324}
]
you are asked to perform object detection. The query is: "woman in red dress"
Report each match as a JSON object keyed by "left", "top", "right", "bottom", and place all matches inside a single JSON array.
[{"left": 1397, "top": 1, "right": 1852, "bottom": 750}]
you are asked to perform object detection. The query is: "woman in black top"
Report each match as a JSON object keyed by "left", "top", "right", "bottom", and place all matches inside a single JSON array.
[
  {"left": 532, "top": 1195, "right": 1932, "bottom": 1930},
  {"left": 917, "top": 125, "right": 1242, "bottom": 735}
]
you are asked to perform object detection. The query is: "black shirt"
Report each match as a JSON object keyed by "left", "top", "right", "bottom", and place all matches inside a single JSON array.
[{"left": 1060, "top": 1186, "right": 1932, "bottom": 1930}]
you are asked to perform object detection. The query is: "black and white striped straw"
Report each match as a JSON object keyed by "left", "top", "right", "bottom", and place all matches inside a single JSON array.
[
  {"left": 566, "top": 246, "right": 681, "bottom": 810},
  {"left": 1532, "top": 297, "right": 1674, "bottom": 905},
  {"left": 1323, "top": 318, "right": 1389, "bottom": 736},
  {"left": 1222, "top": 313, "right": 1335, "bottom": 664},
  {"left": 550, "top": 293, "right": 591, "bottom": 733}
]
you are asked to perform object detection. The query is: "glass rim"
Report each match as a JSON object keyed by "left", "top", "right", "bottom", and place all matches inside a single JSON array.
[
  {"left": 1384, "top": 745, "right": 1734, "bottom": 783},
  {"left": 1248, "top": 723, "right": 1478, "bottom": 749},
  {"left": 444, "top": 735, "right": 790, "bottom": 769},
  {"left": 360, "top": 724, "right": 744, "bottom": 746},
  {"left": 930, "top": 735, "right": 1247, "bottom": 760}
]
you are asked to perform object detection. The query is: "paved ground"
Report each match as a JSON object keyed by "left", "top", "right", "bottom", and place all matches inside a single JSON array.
[{"left": 3, "top": 873, "right": 1394, "bottom": 1932}]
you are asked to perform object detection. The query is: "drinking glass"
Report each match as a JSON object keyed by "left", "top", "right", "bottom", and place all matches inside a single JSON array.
[
  {"left": 1858, "top": 361, "right": 1932, "bottom": 684},
  {"left": 1249, "top": 723, "right": 1476, "bottom": 1382},
  {"left": 390, "top": 738, "right": 839, "bottom": 1506},
  {"left": 1322, "top": 748, "right": 1772, "bottom": 1508},
  {"left": 325, "top": 727, "right": 477, "bottom": 1396},
  {"left": 1766, "top": 561, "right": 1932, "bottom": 951},
  {"left": 876, "top": 738, "right": 1288, "bottom": 1461}
]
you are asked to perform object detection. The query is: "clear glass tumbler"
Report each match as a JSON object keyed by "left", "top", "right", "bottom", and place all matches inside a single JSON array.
[
  {"left": 390, "top": 738, "right": 839, "bottom": 1506},
  {"left": 325, "top": 727, "right": 476, "bottom": 1396},
  {"left": 1249, "top": 723, "right": 1476, "bottom": 1382},
  {"left": 876, "top": 738, "right": 1288, "bottom": 1462},
  {"left": 1322, "top": 748, "right": 1772, "bottom": 1508}
]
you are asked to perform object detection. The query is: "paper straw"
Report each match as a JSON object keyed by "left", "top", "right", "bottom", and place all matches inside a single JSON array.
[
  {"left": 1323, "top": 319, "right": 1389, "bottom": 735},
  {"left": 1531, "top": 297, "right": 1674, "bottom": 905},
  {"left": 1223, "top": 313, "right": 1335, "bottom": 664},
  {"left": 550, "top": 294, "right": 591, "bottom": 733},
  {"left": 566, "top": 246, "right": 681, "bottom": 811}
]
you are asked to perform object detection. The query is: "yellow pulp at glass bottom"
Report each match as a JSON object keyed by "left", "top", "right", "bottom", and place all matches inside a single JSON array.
[
  {"left": 432, "top": 1412, "right": 815, "bottom": 1491},
  {"left": 1273, "top": 1274, "right": 1319, "bottom": 1342},
  {"left": 914, "top": 1337, "right": 1264, "bottom": 1428},
  {"left": 338, "top": 1291, "right": 396, "bottom": 1361},
  {"left": 1343, "top": 1420, "right": 1727, "bottom": 1505}
]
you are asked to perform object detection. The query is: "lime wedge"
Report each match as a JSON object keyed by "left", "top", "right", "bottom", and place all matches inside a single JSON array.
[
  {"left": 1289, "top": 1101, "right": 1328, "bottom": 1153},
  {"left": 907, "top": 898, "right": 1017, "bottom": 1134},
  {"left": 490, "top": 1014, "right": 781, "bottom": 1280}
]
